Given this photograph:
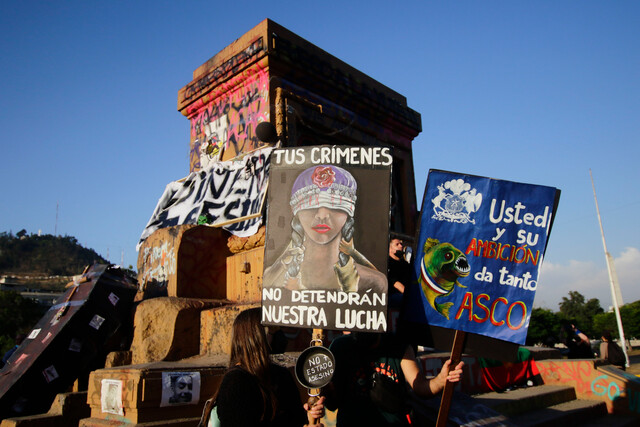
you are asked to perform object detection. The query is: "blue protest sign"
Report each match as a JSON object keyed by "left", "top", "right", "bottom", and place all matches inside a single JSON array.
[{"left": 405, "top": 170, "right": 560, "bottom": 345}]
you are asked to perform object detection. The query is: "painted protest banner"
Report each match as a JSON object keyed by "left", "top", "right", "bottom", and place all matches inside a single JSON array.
[
  {"left": 137, "top": 147, "right": 272, "bottom": 250},
  {"left": 262, "top": 146, "right": 392, "bottom": 332},
  {"left": 406, "top": 170, "right": 560, "bottom": 345}
]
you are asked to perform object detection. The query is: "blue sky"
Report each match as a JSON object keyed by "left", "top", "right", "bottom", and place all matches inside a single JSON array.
[{"left": 1, "top": 1, "right": 638, "bottom": 310}]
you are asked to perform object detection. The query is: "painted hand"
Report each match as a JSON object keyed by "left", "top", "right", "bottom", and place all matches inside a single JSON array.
[{"left": 334, "top": 255, "right": 359, "bottom": 292}]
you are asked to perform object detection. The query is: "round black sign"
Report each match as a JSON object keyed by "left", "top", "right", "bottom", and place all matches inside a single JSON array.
[{"left": 295, "top": 346, "right": 335, "bottom": 389}]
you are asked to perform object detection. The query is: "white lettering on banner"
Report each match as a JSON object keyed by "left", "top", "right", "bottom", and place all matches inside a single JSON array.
[
  {"left": 137, "top": 147, "right": 273, "bottom": 250},
  {"left": 262, "top": 287, "right": 282, "bottom": 301},
  {"left": 335, "top": 309, "right": 386, "bottom": 330},
  {"left": 488, "top": 200, "right": 551, "bottom": 229},
  {"left": 273, "top": 146, "right": 393, "bottom": 166},
  {"left": 262, "top": 288, "right": 387, "bottom": 331},
  {"left": 291, "top": 289, "right": 385, "bottom": 306},
  {"left": 262, "top": 288, "right": 387, "bottom": 332},
  {"left": 262, "top": 305, "right": 328, "bottom": 327},
  {"left": 262, "top": 304, "right": 386, "bottom": 331}
]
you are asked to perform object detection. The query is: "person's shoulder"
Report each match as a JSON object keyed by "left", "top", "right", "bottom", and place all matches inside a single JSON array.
[
  {"left": 329, "top": 333, "right": 356, "bottom": 351},
  {"left": 388, "top": 257, "right": 409, "bottom": 267},
  {"left": 269, "top": 362, "right": 292, "bottom": 378},
  {"left": 221, "top": 366, "right": 254, "bottom": 385},
  {"left": 217, "top": 367, "right": 261, "bottom": 405},
  {"left": 380, "top": 333, "right": 409, "bottom": 357}
]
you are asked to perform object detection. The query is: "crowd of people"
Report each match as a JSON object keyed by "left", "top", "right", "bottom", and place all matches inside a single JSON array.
[
  {"left": 562, "top": 323, "right": 628, "bottom": 370},
  {"left": 200, "top": 305, "right": 463, "bottom": 427},
  {"left": 201, "top": 232, "right": 632, "bottom": 426}
]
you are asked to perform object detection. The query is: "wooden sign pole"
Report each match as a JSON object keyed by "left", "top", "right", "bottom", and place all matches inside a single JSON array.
[
  {"left": 435, "top": 330, "right": 467, "bottom": 427},
  {"left": 308, "top": 328, "right": 324, "bottom": 425}
]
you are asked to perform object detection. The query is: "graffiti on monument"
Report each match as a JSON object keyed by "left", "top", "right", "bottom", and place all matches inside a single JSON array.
[
  {"left": 190, "top": 63, "right": 270, "bottom": 169},
  {"left": 139, "top": 241, "right": 177, "bottom": 288}
]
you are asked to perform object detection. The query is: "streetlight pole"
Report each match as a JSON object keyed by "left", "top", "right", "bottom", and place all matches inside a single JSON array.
[{"left": 590, "top": 169, "right": 629, "bottom": 367}]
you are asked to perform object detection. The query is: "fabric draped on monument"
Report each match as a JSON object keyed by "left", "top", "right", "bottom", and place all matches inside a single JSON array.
[{"left": 137, "top": 147, "right": 273, "bottom": 250}]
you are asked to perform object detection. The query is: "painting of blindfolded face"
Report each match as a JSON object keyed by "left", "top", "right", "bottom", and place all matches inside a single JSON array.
[{"left": 264, "top": 165, "right": 385, "bottom": 294}]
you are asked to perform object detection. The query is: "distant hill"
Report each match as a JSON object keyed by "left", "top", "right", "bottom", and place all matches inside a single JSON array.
[{"left": 0, "top": 231, "right": 108, "bottom": 277}]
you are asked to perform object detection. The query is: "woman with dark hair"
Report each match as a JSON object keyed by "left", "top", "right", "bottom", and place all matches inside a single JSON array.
[
  {"left": 202, "top": 308, "right": 324, "bottom": 427},
  {"left": 264, "top": 164, "right": 386, "bottom": 293},
  {"left": 599, "top": 331, "right": 626, "bottom": 370}
]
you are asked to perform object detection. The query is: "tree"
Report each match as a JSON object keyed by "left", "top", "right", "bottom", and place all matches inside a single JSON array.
[
  {"left": 593, "top": 312, "right": 616, "bottom": 338},
  {"left": 558, "top": 291, "right": 603, "bottom": 338},
  {"left": 0, "top": 231, "right": 108, "bottom": 276},
  {"left": 619, "top": 301, "right": 640, "bottom": 338},
  {"left": 0, "top": 291, "right": 47, "bottom": 355},
  {"left": 593, "top": 300, "right": 640, "bottom": 340},
  {"left": 527, "top": 308, "right": 561, "bottom": 346}
]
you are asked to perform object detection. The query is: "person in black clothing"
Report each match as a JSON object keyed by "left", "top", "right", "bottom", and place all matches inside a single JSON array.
[
  {"left": 387, "top": 238, "right": 411, "bottom": 310},
  {"left": 209, "top": 308, "right": 324, "bottom": 427},
  {"left": 563, "top": 323, "right": 593, "bottom": 359},
  {"left": 327, "top": 332, "right": 464, "bottom": 426}
]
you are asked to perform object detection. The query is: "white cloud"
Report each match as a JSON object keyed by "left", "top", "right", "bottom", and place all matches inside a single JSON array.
[
  {"left": 535, "top": 247, "right": 640, "bottom": 310},
  {"left": 615, "top": 247, "right": 640, "bottom": 304}
]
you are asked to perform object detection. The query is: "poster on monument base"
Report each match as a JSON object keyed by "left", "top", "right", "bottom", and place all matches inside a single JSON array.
[
  {"left": 261, "top": 145, "right": 392, "bottom": 332},
  {"left": 405, "top": 170, "right": 560, "bottom": 346},
  {"left": 101, "top": 379, "right": 124, "bottom": 416},
  {"left": 160, "top": 371, "right": 201, "bottom": 407}
]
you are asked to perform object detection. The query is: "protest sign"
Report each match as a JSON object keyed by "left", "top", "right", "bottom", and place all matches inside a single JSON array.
[
  {"left": 262, "top": 146, "right": 392, "bottom": 332},
  {"left": 406, "top": 170, "right": 560, "bottom": 345},
  {"left": 137, "top": 147, "right": 272, "bottom": 250},
  {"left": 295, "top": 346, "right": 336, "bottom": 389}
]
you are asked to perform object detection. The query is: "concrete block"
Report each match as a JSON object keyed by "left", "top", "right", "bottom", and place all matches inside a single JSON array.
[
  {"left": 84, "top": 358, "right": 226, "bottom": 424},
  {"left": 200, "top": 304, "right": 258, "bottom": 356},
  {"left": 225, "top": 247, "right": 263, "bottom": 303},
  {"left": 137, "top": 225, "right": 231, "bottom": 299},
  {"left": 130, "top": 297, "right": 222, "bottom": 365}
]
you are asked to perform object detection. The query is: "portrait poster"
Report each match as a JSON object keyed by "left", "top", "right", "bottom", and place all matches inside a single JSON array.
[
  {"left": 101, "top": 379, "right": 124, "bottom": 415},
  {"left": 262, "top": 145, "right": 392, "bottom": 332},
  {"left": 160, "top": 371, "right": 201, "bottom": 407},
  {"left": 405, "top": 170, "right": 560, "bottom": 345}
]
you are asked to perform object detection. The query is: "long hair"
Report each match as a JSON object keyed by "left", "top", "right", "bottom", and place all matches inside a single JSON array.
[
  {"left": 228, "top": 308, "right": 277, "bottom": 421},
  {"left": 287, "top": 214, "right": 355, "bottom": 280}
]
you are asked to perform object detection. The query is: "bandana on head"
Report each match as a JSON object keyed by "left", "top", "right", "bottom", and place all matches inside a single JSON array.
[{"left": 290, "top": 165, "right": 357, "bottom": 216}]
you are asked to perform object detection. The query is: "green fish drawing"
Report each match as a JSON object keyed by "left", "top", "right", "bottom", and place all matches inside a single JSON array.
[{"left": 418, "top": 238, "right": 470, "bottom": 319}]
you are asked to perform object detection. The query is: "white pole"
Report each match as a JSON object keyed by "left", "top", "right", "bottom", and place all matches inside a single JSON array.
[{"left": 590, "top": 169, "right": 629, "bottom": 367}]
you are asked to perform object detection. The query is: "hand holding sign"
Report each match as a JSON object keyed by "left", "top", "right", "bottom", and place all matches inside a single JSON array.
[
  {"left": 406, "top": 170, "right": 560, "bottom": 426},
  {"left": 303, "top": 396, "right": 326, "bottom": 426},
  {"left": 296, "top": 330, "right": 334, "bottom": 426}
]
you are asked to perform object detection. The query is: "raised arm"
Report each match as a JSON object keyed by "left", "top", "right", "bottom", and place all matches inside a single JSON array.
[{"left": 400, "top": 346, "right": 464, "bottom": 398}]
